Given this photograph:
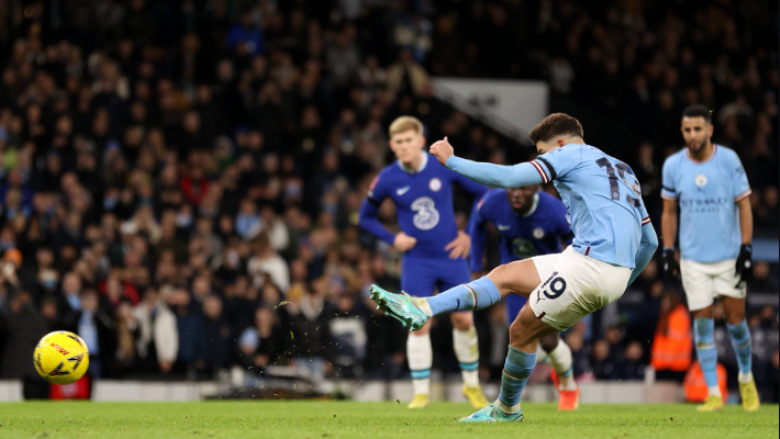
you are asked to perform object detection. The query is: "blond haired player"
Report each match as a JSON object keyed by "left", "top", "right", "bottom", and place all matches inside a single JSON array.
[{"left": 358, "top": 116, "right": 489, "bottom": 408}]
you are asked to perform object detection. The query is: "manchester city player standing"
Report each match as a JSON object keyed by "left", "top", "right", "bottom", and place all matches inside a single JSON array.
[
  {"left": 358, "top": 116, "right": 489, "bottom": 408},
  {"left": 370, "top": 113, "right": 658, "bottom": 422},
  {"left": 661, "top": 104, "right": 759, "bottom": 412},
  {"left": 469, "top": 186, "right": 580, "bottom": 410}
]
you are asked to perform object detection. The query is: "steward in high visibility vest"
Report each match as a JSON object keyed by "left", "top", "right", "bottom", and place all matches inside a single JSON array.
[{"left": 652, "top": 292, "right": 692, "bottom": 372}]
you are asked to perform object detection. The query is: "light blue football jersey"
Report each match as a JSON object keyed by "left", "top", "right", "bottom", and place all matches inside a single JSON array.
[
  {"left": 530, "top": 144, "right": 650, "bottom": 269},
  {"left": 661, "top": 144, "right": 751, "bottom": 262}
]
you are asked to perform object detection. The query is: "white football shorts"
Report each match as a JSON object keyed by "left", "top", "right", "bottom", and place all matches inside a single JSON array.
[
  {"left": 528, "top": 247, "right": 632, "bottom": 331},
  {"left": 680, "top": 258, "right": 746, "bottom": 311}
]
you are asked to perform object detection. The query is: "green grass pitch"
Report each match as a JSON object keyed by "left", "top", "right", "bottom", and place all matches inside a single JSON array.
[{"left": 0, "top": 401, "right": 776, "bottom": 439}]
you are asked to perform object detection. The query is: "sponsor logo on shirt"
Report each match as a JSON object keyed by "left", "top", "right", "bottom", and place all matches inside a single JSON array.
[
  {"left": 510, "top": 238, "right": 537, "bottom": 259},
  {"left": 411, "top": 197, "right": 440, "bottom": 230},
  {"left": 679, "top": 197, "right": 729, "bottom": 214}
]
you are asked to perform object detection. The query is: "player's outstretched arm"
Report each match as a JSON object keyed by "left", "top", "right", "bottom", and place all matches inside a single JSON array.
[
  {"left": 447, "top": 157, "right": 545, "bottom": 189},
  {"left": 628, "top": 222, "right": 659, "bottom": 285},
  {"left": 430, "top": 137, "right": 545, "bottom": 188}
]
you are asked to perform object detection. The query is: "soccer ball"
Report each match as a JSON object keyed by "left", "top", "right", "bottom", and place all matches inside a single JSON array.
[{"left": 33, "top": 331, "right": 90, "bottom": 385}]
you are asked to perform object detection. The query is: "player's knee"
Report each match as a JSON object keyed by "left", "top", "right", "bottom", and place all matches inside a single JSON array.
[
  {"left": 486, "top": 265, "right": 511, "bottom": 290},
  {"left": 691, "top": 306, "right": 713, "bottom": 320},
  {"left": 539, "top": 333, "right": 559, "bottom": 352},
  {"left": 508, "top": 318, "right": 522, "bottom": 345},
  {"left": 509, "top": 318, "right": 532, "bottom": 347},
  {"left": 725, "top": 310, "right": 745, "bottom": 326},
  {"left": 450, "top": 312, "right": 473, "bottom": 331},
  {"left": 411, "top": 318, "right": 433, "bottom": 335}
]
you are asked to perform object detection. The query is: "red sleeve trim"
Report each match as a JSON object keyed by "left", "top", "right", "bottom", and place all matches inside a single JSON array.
[
  {"left": 530, "top": 161, "right": 548, "bottom": 184},
  {"left": 734, "top": 189, "right": 752, "bottom": 202}
]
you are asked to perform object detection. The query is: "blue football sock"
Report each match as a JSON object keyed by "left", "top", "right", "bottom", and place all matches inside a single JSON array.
[
  {"left": 694, "top": 318, "right": 719, "bottom": 389},
  {"left": 727, "top": 320, "right": 752, "bottom": 375},
  {"left": 498, "top": 346, "right": 536, "bottom": 411},
  {"left": 427, "top": 277, "right": 501, "bottom": 315}
]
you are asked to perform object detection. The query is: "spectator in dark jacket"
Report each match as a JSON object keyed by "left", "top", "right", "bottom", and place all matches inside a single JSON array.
[
  {"left": 172, "top": 288, "right": 203, "bottom": 377},
  {"left": 0, "top": 288, "right": 48, "bottom": 398},
  {"left": 289, "top": 285, "right": 332, "bottom": 380},
  {"left": 329, "top": 293, "right": 368, "bottom": 378},
  {"left": 620, "top": 341, "right": 647, "bottom": 381},
  {"left": 237, "top": 307, "right": 285, "bottom": 381},
  {"left": 591, "top": 339, "right": 619, "bottom": 381},
  {"left": 200, "top": 295, "right": 232, "bottom": 378}
]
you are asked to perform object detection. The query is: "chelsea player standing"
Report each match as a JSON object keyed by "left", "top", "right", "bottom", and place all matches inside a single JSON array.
[
  {"left": 469, "top": 185, "right": 580, "bottom": 410},
  {"left": 358, "top": 116, "right": 489, "bottom": 409},
  {"left": 371, "top": 113, "right": 658, "bottom": 422},
  {"left": 661, "top": 104, "right": 759, "bottom": 412}
]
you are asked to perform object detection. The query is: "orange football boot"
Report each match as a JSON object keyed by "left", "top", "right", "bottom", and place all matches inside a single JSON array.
[{"left": 551, "top": 369, "right": 579, "bottom": 411}]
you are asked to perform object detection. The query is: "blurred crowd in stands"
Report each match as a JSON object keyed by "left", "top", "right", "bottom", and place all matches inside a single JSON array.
[{"left": 0, "top": 0, "right": 776, "bottom": 402}]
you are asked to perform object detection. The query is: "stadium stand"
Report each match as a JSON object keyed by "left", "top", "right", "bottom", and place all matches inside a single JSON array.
[{"left": 0, "top": 0, "right": 776, "bottom": 402}]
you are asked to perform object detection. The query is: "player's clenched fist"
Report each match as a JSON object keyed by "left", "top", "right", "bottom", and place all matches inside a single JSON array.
[
  {"left": 430, "top": 136, "right": 455, "bottom": 165},
  {"left": 393, "top": 232, "right": 417, "bottom": 252}
]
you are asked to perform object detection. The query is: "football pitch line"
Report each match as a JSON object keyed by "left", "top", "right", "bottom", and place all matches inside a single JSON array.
[{"left": 0, "top": 401, "right": 776, "bottom": 439}]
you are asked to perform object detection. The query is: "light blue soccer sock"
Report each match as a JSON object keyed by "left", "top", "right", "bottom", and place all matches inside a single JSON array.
[
  {"left": 694, "top": 317, "right": 720, "bottom": 395},
  {"left": 497, "top": 346, "right": 536, "bottom": 414},
  {"left": 426, "top": 277, "right": 501, "bottom": 315},
  {"left": 727, "top": 319, "right": 753, "bottom": 379}
]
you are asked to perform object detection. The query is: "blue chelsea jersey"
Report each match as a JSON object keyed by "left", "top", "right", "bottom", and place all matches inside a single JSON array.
[
  {"left": 367, "top": 153, "right": 487, "bottom": 260},
  {"left": 532, "top": 144, "right": 651, "bottom": 269},
  {"left": 468, "top": 189, "right": 573, "bottom": 271},
  {"left": 661, "top": 145, "right": 751, "bottom": 262}
]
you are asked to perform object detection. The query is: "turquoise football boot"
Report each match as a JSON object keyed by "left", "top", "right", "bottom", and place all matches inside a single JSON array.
[
  {"left": 369, "top": 285, "right": 429, "bottom": 331},
  {"left": 458, "top": 403, "right": 524, "bottom": 423}
]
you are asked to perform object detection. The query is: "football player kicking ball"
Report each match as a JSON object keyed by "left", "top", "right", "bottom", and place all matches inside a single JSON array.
[
  {"left": 661, "top": 105, "right": 759, "bottom": 412},
  {"left": 469, "top": 185, "right": 580, "bottom": 410},
  {"left": 358, "top": 116, "right": 489, "bottom": 408},
  {"left": 371, "top": 113, "right": 658, "bottom": 422}
]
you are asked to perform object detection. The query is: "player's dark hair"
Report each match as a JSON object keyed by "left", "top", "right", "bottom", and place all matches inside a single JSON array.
[
  {"left": 681, "top": 104, "right": 712, "bottom": 123},
  {"left": 529, "top": 113, "right": 584, "bottom": 144}
]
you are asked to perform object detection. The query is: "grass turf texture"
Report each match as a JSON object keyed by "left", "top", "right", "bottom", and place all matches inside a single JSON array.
[{"left": 0, "top": 402, "right": 776, "bottom": 439}]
